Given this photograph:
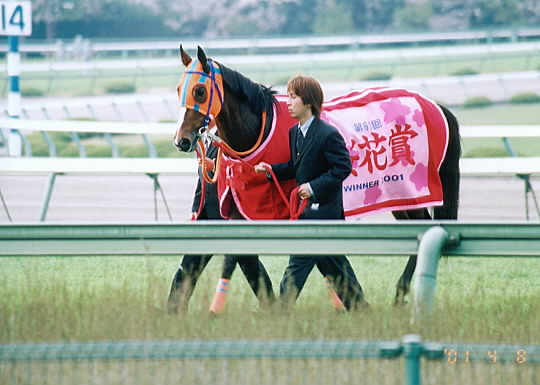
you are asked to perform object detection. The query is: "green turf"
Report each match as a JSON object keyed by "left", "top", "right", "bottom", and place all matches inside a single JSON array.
[{"left": 1, "top": 255, "right": 538, "bottom": 344}]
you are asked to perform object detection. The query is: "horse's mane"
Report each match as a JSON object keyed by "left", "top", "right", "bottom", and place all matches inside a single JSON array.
[{"left": 217, "top": 62, "right": 278, "bottom": 114}]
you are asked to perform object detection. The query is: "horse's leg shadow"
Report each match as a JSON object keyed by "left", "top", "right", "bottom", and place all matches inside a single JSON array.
[{"left": 392, "top": 208, "right": 431, "bottom": 306}]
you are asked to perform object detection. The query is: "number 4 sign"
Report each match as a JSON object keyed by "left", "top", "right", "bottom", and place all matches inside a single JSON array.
[{"left": 1, "top": 1, "right": 32, "bottom": 36}]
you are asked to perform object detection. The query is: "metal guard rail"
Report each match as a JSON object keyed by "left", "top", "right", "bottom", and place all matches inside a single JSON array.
[
  {"left": 1, "top": 221, "right": 539, "bottom": 257},
  {"left": 4, "top": 338, "right": 538, "bottom": 362},
  {"left": 1, "top": 336, "right": 539, "bottom": 385}
]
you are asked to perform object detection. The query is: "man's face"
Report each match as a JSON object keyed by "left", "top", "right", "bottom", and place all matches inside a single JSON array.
[{"left": 287, "top": 91, "right": 311, "bottom": 122}]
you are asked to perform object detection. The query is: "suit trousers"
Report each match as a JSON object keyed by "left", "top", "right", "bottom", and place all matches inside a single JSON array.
[{"left": 280, "top": 254, "right": 366, "bottom": 310}]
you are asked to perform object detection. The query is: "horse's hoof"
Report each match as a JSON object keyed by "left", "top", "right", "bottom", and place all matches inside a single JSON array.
[
  {"left": 152, "top": 304, "right": 167, "bottom": 313},
  {"left": 166, "top": 300, "right": 189, "bottom": 315},
  {"left": 353, "top": 300, "right": 371, "bottom": 313},
  {"left": 393, "top": 296, "right": 408, "bottom": 307},
  {"left": 166, "top": 304, "right": 177, "bottom": 315},
  {"left": 394, "top": 285, "right": 409, "bottom": 307},
  {"left": 154, "top": 304, "right": 184, "bottom": 316}
]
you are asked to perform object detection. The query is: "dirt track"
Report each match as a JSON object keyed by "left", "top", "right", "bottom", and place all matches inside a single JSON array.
[{"left": 1, "top": 175, "right": 538, "bottom": 223}]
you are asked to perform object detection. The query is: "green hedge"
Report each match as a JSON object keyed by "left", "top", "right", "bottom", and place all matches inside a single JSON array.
[
  {"left": 361, "top": 72, "right": 392, "bottom": 81},
  {"left": 21, "top": 87, "right": 44, "bottom": 97},
  {"left": 105, "top": 82, "right": 136, "bottom": 94},
  {"left": 464, "top": 147, "right": 509, "bottom": 158},
  {"left": 450, "top": 68, "right": 478, "bottom": 76},
  {"left": 463, "top": 96, "right": 492, "bottom": 108},
  {"left": 23, "top": 133, "right": 189, "bottom": 158},
  {"left": 510, "top": 92, "right": 540, "bottom": 104}
]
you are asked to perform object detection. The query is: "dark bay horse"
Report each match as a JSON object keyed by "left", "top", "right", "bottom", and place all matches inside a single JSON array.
[{"left": 173, "top": 45, "right": 461, "bottom": 306}]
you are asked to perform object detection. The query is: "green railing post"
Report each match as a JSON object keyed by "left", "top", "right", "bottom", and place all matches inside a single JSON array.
[
  {"left": 412, "top": 226, "right": 450, "bottom": 321},
  {"left": 403, "top": 334, "right": 423, "bottom": 385},
  {"left": 0, "top": 187, "right": 12, "bottom": 222},
  {"left": 39, "top": 173, "right": 58, "bottom": 222}
]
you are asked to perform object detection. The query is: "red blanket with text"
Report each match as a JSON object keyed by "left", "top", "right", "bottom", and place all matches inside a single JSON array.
[{"left": 217, "top": 87, "right": 448, "bottom": 220}]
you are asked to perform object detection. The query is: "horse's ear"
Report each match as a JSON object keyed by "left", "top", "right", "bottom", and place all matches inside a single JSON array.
[
  {"left": 179, "top": 44, "right": 192, "bottom": 67},
  {"left": 197, "top": 45, "right": 211, "bottom": 74}
]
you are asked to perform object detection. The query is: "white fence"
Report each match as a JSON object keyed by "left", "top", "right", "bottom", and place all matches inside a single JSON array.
[
  {"left": 2, "top": 41, "right": 539, "bottom": 74},
  {"left": 2, "top": 27, "right": 540, "bottom": 57},
  {"left": 1, "top": 118, "right": 539, "bottom": 168},
  {"left": 1, "top": 118, "right": 539, "bottom": 220}
]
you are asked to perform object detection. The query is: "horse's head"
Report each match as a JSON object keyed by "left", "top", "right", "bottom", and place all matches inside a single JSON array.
[{"left": 173, "top": 45, "right": 224, "bottom": 152}]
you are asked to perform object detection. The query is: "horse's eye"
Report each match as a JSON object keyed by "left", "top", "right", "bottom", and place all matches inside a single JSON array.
[{"left": 192, "top": 85, "right": 207, "bottom": 103}]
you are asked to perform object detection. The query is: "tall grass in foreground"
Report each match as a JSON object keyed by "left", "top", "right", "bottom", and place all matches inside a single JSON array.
[{"left": 1, "top": 256, "right": 539, "bottom": 344}]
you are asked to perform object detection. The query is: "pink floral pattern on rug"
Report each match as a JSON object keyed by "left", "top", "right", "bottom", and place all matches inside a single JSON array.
[
  {"left": 381, "top": 98, "right": 411, "bottom": 125},
  {"left": 410, "top": 163, "right": 428, "bottom": 191},
  {"left": 364, "top": 186, "right": 383, "bottom": 205}
]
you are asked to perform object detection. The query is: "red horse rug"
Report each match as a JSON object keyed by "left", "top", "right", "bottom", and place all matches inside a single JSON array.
[{"left": 218, "top": 87, "right": 449, "bottom": 220}]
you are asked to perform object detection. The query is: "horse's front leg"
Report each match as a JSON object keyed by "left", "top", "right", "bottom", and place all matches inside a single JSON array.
[
  {"left": 392, "top": 208, "right": 431, "bottom": 305},
  {"left": 168, "top": 254, "right": 213, "bottom": 314},
  {"left": 236, "top": 256, "right": 276, "bottom": 310},
  {"left": 209, "top": 255, "right": 238, "bottom": 315},
  {"left": 209, "top": 204, "right": 243, "bottom": 315}
]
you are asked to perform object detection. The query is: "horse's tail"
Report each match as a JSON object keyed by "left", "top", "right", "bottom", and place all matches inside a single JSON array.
[{"left": 434, "top": 104, "right": 461, "bottom": 220}]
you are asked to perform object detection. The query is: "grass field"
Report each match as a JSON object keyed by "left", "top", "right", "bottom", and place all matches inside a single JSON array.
[{"left": 2, "top": 255, "right": 539, "bottom": 345}]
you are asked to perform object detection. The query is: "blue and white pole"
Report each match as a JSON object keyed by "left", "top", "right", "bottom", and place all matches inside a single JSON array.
[{"left": 7, "top": 35, "right": 22, "bottom": 156}]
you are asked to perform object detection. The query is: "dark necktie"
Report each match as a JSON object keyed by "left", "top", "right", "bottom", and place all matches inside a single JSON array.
[{"left": 296, "top": 128, "right": 304, "bottom": 156}]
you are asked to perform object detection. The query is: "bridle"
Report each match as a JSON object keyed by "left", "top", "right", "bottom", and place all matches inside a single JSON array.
[
  {"left": 179, "top": 57, "right": 224, "bottom": 138},
  {"left": 178, "top": 57, "right": 267, "bottom": 182}
]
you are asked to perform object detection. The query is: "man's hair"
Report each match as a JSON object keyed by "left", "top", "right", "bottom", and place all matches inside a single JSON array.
[{"left": 287, "top": 75, "right": 324, "bottom": 117}]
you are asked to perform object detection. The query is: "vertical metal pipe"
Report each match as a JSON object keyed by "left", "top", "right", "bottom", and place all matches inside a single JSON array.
[
  {"left": 412, "top": 226, "right": 449, "bottom": 320},
  {"left": 39, "top": 173, "right": 58, "bottom": 222},
  {"left": 403, "top": 334, "right": 423, "bottom": 385}
]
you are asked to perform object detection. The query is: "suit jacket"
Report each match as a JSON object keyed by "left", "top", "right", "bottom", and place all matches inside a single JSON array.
[
  {"left": 272, "top": 116, "right": 352, "bottom": 219},
  {"left": 192, "top": 143, "right": 222, "bottom": 220}
]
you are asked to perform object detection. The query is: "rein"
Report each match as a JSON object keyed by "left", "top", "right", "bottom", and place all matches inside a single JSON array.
[
  {"left": 213, "top": 110, "right": 267, "bottom": 158},
  {"left": 196, "top": 108, "right": 266, "bottom": 183},
  {"left": 263, "top": 165, "right": 309, "bottom": 220},
  {"left": 195, "top": 138, "right": 222, "bottom": 185},
  {"left": 192, "top": 138, "right": 222, "bottom": 220}
]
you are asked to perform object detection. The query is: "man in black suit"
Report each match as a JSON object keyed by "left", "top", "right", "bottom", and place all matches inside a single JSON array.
[
  {"left": 167, "top": 136, "right": 275, "bottom": 314},
  {"left": 255, "top": 75, "right": 368, "bottom": 311}
]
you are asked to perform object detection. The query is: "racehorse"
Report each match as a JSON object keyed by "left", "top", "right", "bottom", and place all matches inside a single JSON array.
[{"left": 173, "top": 45, "right": 460, "bottom": 306}]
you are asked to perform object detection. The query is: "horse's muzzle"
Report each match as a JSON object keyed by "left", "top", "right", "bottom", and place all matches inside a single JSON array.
[{"left": 174, "top": 138, "right": 192, "bottom": 152}]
